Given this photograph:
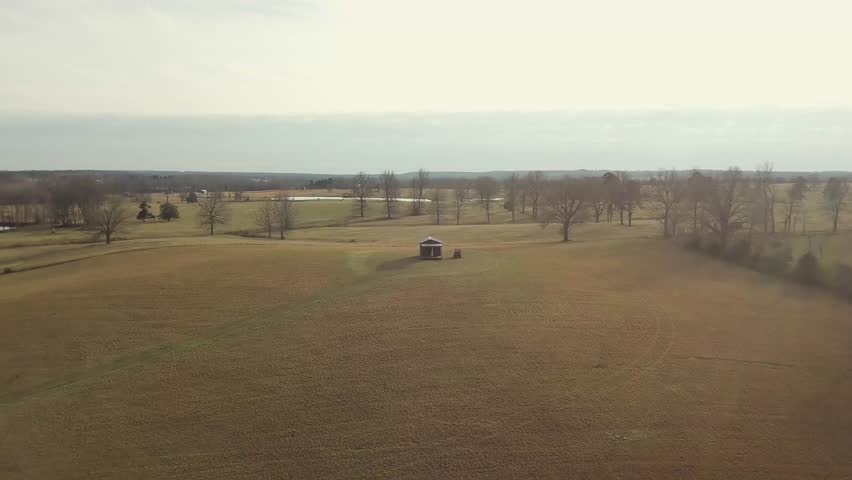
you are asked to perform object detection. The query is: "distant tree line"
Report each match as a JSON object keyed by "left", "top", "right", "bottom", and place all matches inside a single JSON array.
[
  {"left": 339, "top": 166, "right": 849, "bottom": 244},
  {"left": 0, "top": 170, "right": 375, "bottom": 228},
  {"left": 1, "top": 168, "right": 847, "bottom": 249}
]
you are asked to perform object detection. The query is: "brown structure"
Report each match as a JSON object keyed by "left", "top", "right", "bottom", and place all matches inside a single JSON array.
[{"left": 419, "top": 236, "right": 443, "bottom": 260}]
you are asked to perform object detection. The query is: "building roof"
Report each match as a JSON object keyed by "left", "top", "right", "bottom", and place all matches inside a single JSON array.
[{"left": 419, "top": 235, "right": 443, "bottom": 245}]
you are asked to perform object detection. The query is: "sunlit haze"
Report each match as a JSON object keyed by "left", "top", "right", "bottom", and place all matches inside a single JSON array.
[{"left": 1, "top": 0, "right": 851, "bottom": 171}]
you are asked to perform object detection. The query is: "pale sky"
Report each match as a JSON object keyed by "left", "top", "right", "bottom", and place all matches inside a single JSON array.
[
  {"left": 2, "top": 0, "right": 852, "bottom": 114},
  {"left": 1, "top": 1, "right": 851, "bottom": 172}
]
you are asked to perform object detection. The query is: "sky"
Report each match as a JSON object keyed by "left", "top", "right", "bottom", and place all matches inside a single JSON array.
[{"left": 1, "top": 0, "right": 851, "bottom": 172}]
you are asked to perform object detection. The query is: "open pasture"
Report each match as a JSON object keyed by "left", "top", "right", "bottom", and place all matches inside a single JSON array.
[{"left": 2, "top": 229, "right": 852, "bottom": 479}]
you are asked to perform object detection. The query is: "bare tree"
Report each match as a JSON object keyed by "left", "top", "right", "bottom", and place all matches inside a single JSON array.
[
  {"left": 823, "top": 177, "right": 849, "bottom": 233},
  {"left": 755, "top": 161, "right": 777, "bottom": 233},
  {"left": 706, "top": 167, "right": 750, "bottom": 251},
  {"left": 198, "top": 192, "right": 230, "bottom": 235},
  {"left": 464, "top": 181, "right": 474, "bottom": 202},
  {"left": 503, "top": 173, "right": 520, "bottom": 223},
  {"left": 255, "top": 198, "right": 275, "bottom": 238},
  {"left": 352, "top": 171, "right": 371, "bottom": 217},
  {"left": 783, "top": 176, "right": 808, "bottom": 232},
  {"left": 687, "top": 170, "right": 710, "bottom": 235},
  {"left": 541, "top": 177, "right": 587, "bottom": 241},
  {"left": 649, "top": 169, "right": 684, "bottom": 237},
  {"left": 475, "top": 176, "right": 499, "bottom": 224},
  {"left": 745, "top": 191, "right": 765, "bottom": 243},
  {"left": 432, "top": 187, "right": 444, "bottom": 225},
  {"left": 588, "top": 178, "right": 606, "bottom": 223},
  {"left": 412, "top": 168, "right": 429, "bottom": 215},
  {"left": 624, "top": 178, "right": 641, "bottom": 227},
  {"left": 525, "top": 171, "right": 544, "bottom": 218},
  {"left": 379, "top": 170, "right": 400, "bottom": 219},
  {"left": 409, "top": 177, "right": 417, "bottom": 214},
  {"left": 453, "top": 183, "right": 465, "bottom": 225},
  {"left": 92, "top": 197, "right": 129, "bottom": 244},
  {"left": 602, "top": 171, "right": 621, "bottom": 223},
  {"left": 272, "top": 193, "right": 292, "bottom": 239}
]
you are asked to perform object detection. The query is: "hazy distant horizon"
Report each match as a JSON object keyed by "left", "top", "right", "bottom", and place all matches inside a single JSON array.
[
  {"left": 3, "top": 2, "right": 851, "bottom": 174},
  {"left": 2, "top": 109, "right": 851, "bottom": 173}
]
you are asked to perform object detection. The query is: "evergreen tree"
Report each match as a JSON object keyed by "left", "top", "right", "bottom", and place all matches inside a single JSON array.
[
  {"left": 158, "top": 202, "right": 180, "bottom": 222},
  {"left": 137, "top": 201, "right": 155, "bottom": 222}
]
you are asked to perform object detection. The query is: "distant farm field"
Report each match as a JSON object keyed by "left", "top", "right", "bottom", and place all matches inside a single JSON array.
[{"left": 2, "top": 225, "right": 852, "bottom": 478}]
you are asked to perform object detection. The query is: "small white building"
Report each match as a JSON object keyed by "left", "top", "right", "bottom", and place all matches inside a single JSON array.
[{"left": 419, "top": 236, "right": 443, "bottom": 260}]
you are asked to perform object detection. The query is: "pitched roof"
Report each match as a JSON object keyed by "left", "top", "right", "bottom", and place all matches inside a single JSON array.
[{"left": 419, "top": 235, "right": 443, "bottom": 245}]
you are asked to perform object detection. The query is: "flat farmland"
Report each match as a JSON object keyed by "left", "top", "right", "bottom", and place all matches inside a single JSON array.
[{"left": 2, "top": 234, "right": 852, "bottom": 479}]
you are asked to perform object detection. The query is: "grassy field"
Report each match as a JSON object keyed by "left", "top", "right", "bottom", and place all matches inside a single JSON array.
[
  {"left": 0, "top": 196, "right": 536, "bottom": 250},
  {"left": 2, "top": 211, "right": 852, "bottom": 478}
]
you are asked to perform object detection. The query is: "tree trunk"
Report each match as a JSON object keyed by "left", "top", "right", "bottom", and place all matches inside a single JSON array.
[
  {"left": 693, "top": 202, "right": 699, "bottom": 234},
  {"left": 764, "top": 207, "right": 769, "bottom": 232},
  {"left": 210, "top": 223, "right": 214, "bottom": 235},
  {"left": 563, "top": 223, "right": 569, "bottom": 242},
  {"left": 105, "top": 233, "right": 111, "bottom": 244}
]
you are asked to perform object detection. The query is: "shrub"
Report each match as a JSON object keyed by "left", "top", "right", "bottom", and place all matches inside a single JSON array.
[
  {"left": 158, "top": 202, "right": 180, "bottom": 222},
  {"left": 683, "top": 236, "right": 701, "bottom": 250},
  {"left": 753, "top": 250, "right": 791, "bottom": 275},
  {"left": 834, "top": 264, "right": 852, "bottom": 300},
  {"left": 232, "top": 229, "right": 263, "bottom": 238},
  {"left": 2, "top": 267, "right": 12, "bottom": 274},
  {"left": 792, "top": 253, "right": 822, "bottom": 286},
  {"left": 704, "top": 242, "right": 722, "bottom": 257},
  {"left": 724, "top": 239, "right": 752, "bottom": 265}
]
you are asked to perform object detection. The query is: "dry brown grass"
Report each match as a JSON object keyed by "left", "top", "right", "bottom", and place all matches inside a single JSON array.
[
  {"left": 2, "top": 236, "right": 852, "bottom": 478},
  {"left": 0, "top": 244, "right": 350, "bottom": 402}
]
